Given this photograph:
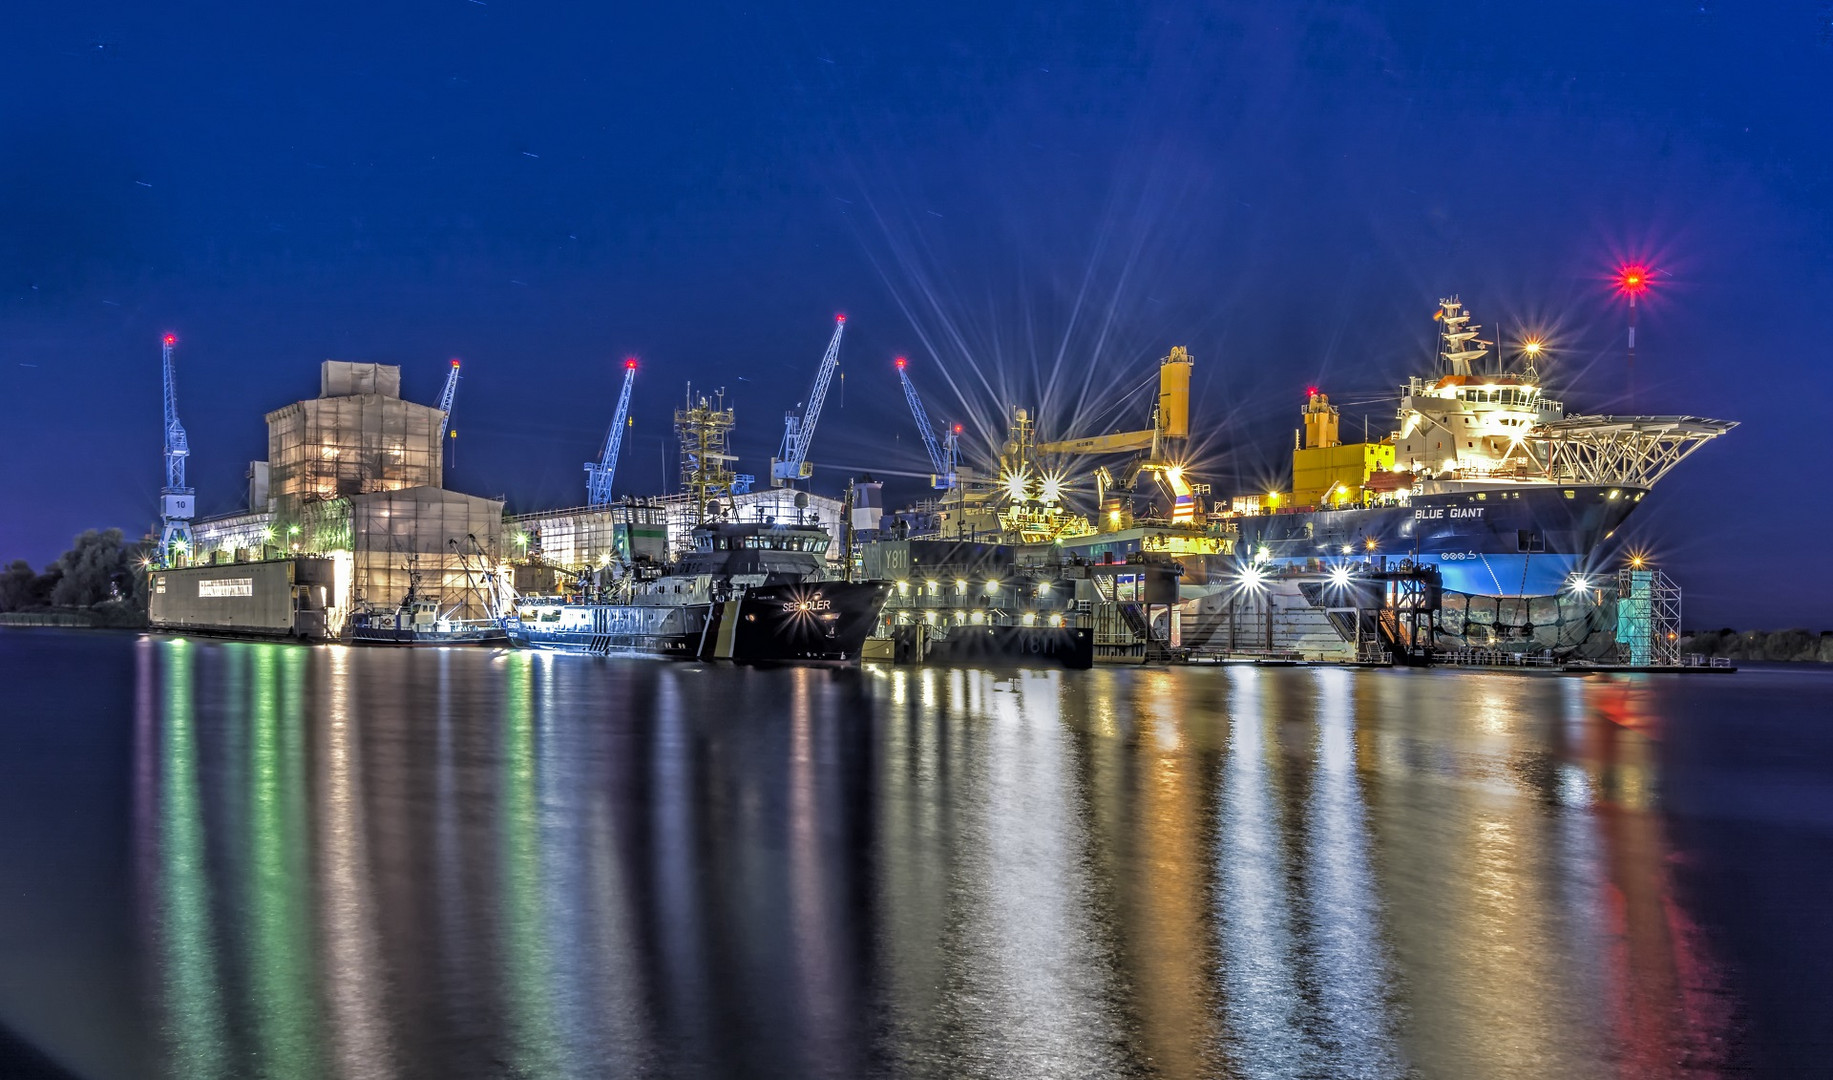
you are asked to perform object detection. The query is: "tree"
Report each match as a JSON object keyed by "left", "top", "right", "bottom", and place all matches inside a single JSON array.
[
  {"left": 49, "top": 529, "right": 135, "bottom": 608},
  {"left": 0, "top": 560, "right": 35, "bottom": 612}
]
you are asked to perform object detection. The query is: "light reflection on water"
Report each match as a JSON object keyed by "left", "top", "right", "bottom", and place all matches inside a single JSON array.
[{"left": 38, "top": 636, "right": 1761, "bottom": 1078}]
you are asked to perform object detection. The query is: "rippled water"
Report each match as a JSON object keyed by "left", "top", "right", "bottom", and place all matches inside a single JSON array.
[{"left": 2, "top": 630, "right": 1830, "bottom": 1079}]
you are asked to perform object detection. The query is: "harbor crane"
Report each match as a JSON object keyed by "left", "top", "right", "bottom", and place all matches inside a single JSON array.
[
  {"left": 770, "top": 315, "right": 846, "bottom": 486},
  {"left": 436, "top": 358, "right": 461, "bottom": 442},
  {"left": 436, "top": 358, "right": 461, "bottom": 469},
  {"left": 894, "top": 356, "right": 958, "bottom": 489},
  {"left": 585, "top": 358, "right": 638, "bottom": 506},
  {"left": 158, "top": 333, "right": 195, "bottom": 563}
]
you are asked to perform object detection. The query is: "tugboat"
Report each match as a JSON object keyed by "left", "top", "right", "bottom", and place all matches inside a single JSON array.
[{"left": 506, "top": 519, "right": 891, "bottom": 663}]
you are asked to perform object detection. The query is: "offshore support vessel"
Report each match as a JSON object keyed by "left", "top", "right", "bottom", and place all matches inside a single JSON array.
[
  {"left": 878, "top": 295, "right": 1734, "bottom": 657},
  {"left": 506, "top": 518, "right": 891, "bottom": 662},
  {"left": 1225, "top": 297, "right": 1734, "bottom": 596}
]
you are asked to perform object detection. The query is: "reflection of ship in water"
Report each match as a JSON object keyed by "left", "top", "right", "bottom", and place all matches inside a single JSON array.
[
  {"left": 121, "top": 642, "right": 1747, "bottom": 1077},
  {"left": 871, "top": 297, "right": 1734, "bottom": 659}
]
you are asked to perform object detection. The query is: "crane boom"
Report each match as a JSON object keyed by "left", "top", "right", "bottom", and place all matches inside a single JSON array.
[
  {"left": 770, "top": 315, "right": 846, "bottom": 486},
  {"left": 895, "top": 357, "right": 957, "bottom": 489},
  {"left": 584, "top": 358, "right": 638, "bottom": 506},
  {"left": 158, "top": 333, "right": 195, "bottom": 561},
  {"left": 436, "top": 359, "right": 461, "bottom": 442}
]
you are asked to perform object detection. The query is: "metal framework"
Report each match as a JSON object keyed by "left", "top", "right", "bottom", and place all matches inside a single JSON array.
[
  {"left": 676, "top": 385, "right": 739, "bottom": 529},
  {"left": 1615, "top": 567, "right": 1680, "bottom": 666},
  {"left": 771, "top": 315, "right": 846, "bottom": 486},
  {"left": 1531, "top": 415, "right": 1737, "bottom": 487},
  {"left": 436, "top": 359, "right": 461, "bottom": 441},
  {"left": 585, "top": 359, "right": 638, "bottom": 506},
  {"left": 158, "top": 334, "right": 195, "bottom": 560},
  {"left": 894, "top": 357, "right": 957, "bottom": 489}
]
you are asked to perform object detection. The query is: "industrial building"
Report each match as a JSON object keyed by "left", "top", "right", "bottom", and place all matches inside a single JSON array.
[{"left": 157, "top": 359, "right": 504, "bottom": 633}]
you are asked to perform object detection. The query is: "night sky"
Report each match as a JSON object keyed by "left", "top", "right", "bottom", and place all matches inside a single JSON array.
[{"left": 3, "top": 2, "right": 1828, "bottom": 628}]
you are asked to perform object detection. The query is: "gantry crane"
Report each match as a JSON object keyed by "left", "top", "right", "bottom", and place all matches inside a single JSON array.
[
  {"left": 894, "top": 356, "right": 958, "bottom": 489},
  {"left": 158, "top": 333, "right": 195, "bottom": 563},
  {"left": 770, "top": 315, "right": 846, "bottom": 486},
  {"left": 585, "top": 358, "right": 638, "bottom": 506}
]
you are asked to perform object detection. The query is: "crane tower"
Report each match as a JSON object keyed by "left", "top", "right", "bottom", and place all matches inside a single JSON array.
[
  {"left": 158, "top": 333, "right": 195, "bottom": 563},
  {"left": 437, "top": 358, "right": 461, "bottom": 471},
  {"left": 894, "top": 356, "right": 958, "bottom": 489},
  {"left": 770, "top": 315, "right": 846, "bottom": 487},
  {"left": 585, "top": 358, "right": 638, "bottom": 506}
]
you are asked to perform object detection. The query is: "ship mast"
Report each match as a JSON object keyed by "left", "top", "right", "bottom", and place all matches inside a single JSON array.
[{"left": 1436, "top": 297, "right": 1488, "bottom": 376}]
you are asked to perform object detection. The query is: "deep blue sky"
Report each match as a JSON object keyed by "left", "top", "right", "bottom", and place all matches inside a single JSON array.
[{"left": 2, "top": 2, "right": 1827, "bottom": 628}]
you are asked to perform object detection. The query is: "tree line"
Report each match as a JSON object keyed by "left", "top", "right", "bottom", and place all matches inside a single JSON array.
[{"left": 0, "top": 529, "right": 152, "bottom": 627}]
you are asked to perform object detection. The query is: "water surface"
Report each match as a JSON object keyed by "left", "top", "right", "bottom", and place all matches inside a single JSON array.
[{"left": 2, "top": 630, "right": 1829, "bottom": 1078}]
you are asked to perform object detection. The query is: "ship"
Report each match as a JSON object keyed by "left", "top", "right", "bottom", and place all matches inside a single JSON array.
[
  {"left": 349, "top": 554, "right": 509, "bottom": 646},
  {"left": 505, "top": 518, "right": 891, "bottom": 662},
  {"left": 876, "top": 295, "right": 1734, "bottom": 657}
]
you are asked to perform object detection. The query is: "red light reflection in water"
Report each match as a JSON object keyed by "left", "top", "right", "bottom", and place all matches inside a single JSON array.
[{"left": 1587, "top": 679, "right": 1738, "bottom": 1077}]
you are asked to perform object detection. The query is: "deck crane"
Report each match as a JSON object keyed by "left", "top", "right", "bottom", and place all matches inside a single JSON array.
[
  {"left": 157, "top": 333, "right": 196, "bottom": 563},
  {"left": 436, "top": 358, "right": 461, "bottom": 469},
  {"left": 770, "top": 315, "right": 846, "bottom": 486},
  {"left": 584, "top": 358, "right": 638, "bottom": 506},
  {"left": 894, "top": 356, "right": 958, "bottom": 489}
]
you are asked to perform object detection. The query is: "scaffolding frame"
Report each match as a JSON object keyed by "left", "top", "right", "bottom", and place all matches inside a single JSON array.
[{"left": 1615, "top": 568, "right": 1681, "bottom": 667}]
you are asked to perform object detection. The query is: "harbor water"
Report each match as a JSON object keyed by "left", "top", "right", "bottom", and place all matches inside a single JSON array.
[{"left": 2, "top": 630, "right": 1829, "bottom": 1078}]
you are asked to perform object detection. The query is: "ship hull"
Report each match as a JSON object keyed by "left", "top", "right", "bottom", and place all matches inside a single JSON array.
[
  {"left": 1230, "top": 484, "right": 1644, "bottom": 595},
  {"left": 506, "top": 580, "right": 892, "bottom": 663}
]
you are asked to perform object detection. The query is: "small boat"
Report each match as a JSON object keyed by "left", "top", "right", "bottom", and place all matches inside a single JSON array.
[{"left": 348, "top": 568, "right": 508, "bottom": 647}]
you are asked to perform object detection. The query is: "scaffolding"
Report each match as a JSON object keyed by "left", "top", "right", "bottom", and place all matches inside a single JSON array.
[
  {"left": 675, "top": 385, "right": 739, "bottom": 530},
  {"left": 265, "top": 363, "right": 444, "bottom": 513},
  {"left": 1615, "top": 567, "right": 1681, "bottom": 666}
]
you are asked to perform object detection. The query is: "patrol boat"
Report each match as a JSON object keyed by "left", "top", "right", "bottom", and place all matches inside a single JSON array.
[{"left": 505, "top": 519, "right": 891, "bottom": 662}]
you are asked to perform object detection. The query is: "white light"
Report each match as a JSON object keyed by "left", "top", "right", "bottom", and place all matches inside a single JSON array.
[
  {"left": 983, "top": 579, "right": 1000, "bottom": 594},
  {"left": 1254, "top": 545, "right": 1270, "bottom": 563},
  {"left": 1328, "top": 566, "right": 1352, "bottom": 589},
  {"left": 1239, "top": 566, "right": 1266, "bottom": 590}
]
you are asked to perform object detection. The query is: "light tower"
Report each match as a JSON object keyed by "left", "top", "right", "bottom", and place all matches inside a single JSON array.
[
  {"left": 158, "top": 333, "right": 195, "bottom": 564},
  {"left": 1614, "top": 263, "right": 1652, "bottom": 405}
]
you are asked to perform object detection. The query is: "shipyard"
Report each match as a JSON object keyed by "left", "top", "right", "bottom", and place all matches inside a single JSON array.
[
  {"left": 129, "top": 291, "right": 1734, "bottom": 673},
  {"left": 8, "top": 4, "right": 1833, "bottom": 1078}
]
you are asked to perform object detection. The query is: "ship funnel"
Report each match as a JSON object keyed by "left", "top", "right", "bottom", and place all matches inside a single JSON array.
[{"left": 1157, "top": 346, "right": 1191, "bottom": 440}]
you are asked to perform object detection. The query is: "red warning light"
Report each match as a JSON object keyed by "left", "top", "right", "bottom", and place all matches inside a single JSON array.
[
  {"left": 1306, "top": 385, "right": 1319, "bottom": 398},
  {"left": 625, "top": 357, "right": 638, "bottom": 370},
  {"left": 1614, "top": 263, "right": 1652, "bottom": 297},
  {"left": 162, "top": 334, "right": 176, "bottom": 346},
  {"left": 953, "top": 424, "right": 963, "bottom": 434},
  {"left": 835, "top": 314, "right": 846, "bottom": 324},
  {"left": 894, "top": 356, "right": 907, "bottom": 369},
  {"left": 450, "top": 358, "right": 461, "bottom": 367}
]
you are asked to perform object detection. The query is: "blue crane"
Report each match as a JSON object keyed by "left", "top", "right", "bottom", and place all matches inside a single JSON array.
[
  {"left": 158, "top": 333, "right": 196, "bottom": 563},
  {"left": 770, "top": 315, "right": 846, "bottom": 486},
  {"left": 895, "top": 356, "right": 958, "bottom": 489},
  {"left": 584, "top": 358, "right": 638, "bottom": 506},
  {"left": 436, "top": 358, "right": 461, "bottom": 441},
  {"left": 436, "top": 358, "right": 461, "bottom": 470}
]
